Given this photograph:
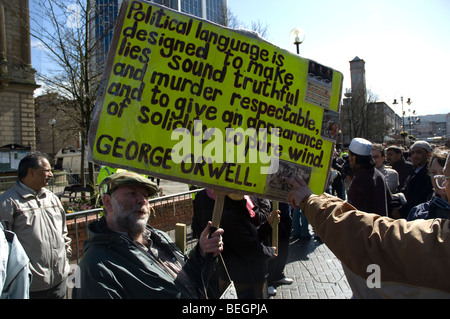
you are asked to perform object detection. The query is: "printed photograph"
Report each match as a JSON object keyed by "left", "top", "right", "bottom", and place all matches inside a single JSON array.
[
  {"left": 264, "top": 160, "right": 311, "bottom": 199},
  {"left": 321, "top": 109, "right": 340, "bottom": 140}
]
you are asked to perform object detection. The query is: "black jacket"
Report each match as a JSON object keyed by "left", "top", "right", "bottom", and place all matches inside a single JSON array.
[
  {"left": 347, "top": 167, "right": 391, "bottom": 216},
  {"left": 192, "top": 190, "right": 275, "bottom": 285},
  {"left": 219, "top": 196, "right": 275, "bottom": 284},
  {"left": 73, "top": 217, "right": 208, "bottom": 299},
  {"left": 399, "top": 165, "right": 434, "bottom": 218},
  {"left": 392, "top": 158, "right": 415, "bottom": 192}
]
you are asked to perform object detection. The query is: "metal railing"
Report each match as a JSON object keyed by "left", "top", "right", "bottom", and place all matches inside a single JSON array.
[
  {"left": 0, "top": 172, "right": 99, "bottom": 194},
  {"left": 66, "top": 188, "right": 203, "bottom": 263},
  {"left": 65, "top": 208, "right": 103, "bottom": 263},
  {"left": 0, "top": 173, "right": 202, "bottom": 262}
]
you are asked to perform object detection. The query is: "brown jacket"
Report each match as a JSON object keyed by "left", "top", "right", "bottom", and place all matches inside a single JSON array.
[{"left": 300, "top": 193, "right": 450, "bottom": 298}]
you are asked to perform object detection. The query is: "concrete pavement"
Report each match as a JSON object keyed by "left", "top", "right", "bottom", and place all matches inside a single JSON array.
[
  {"left": 270, "top": 235, "right": 352, "bottom": 299},
  {"left": 160, "top": 178, "right": 353, "bottom": 299}
]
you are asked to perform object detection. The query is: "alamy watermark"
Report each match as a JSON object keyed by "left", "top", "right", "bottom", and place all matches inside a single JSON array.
[
  {"left": 366, "top": 264, "right": 381, "bottom": 289},
  {"left": 67, "top": 264, "right": 81, "bottom": 289},
  {"left": 66, "top": 4, "right": 81, "bottom": 29},
  {"left": 170, "top": 120, "right": 280, "bottom": 175}
]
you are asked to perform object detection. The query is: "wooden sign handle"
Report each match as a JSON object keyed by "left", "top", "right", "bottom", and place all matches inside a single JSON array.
[
  {"left": 272, "top": 201, "right": 279, "bottom": 255},
  {"left": 211, "top": 191, "right": 225, "bottom": 230}
]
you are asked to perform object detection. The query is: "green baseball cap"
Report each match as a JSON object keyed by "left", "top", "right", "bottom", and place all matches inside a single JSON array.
[{"left": 99, "top": 171, "right": 158, "bottom": 197}]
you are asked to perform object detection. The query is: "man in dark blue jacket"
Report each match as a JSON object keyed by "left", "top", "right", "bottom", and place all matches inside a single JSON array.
[
  {"left": 395, "top": 141, "right": 434, "bottom": 219},
  {"left": 386, "top": 145, "right": 415, "bottom": 192}
]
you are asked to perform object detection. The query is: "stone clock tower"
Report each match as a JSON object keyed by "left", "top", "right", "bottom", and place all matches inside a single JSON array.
[
  {"left": 349, "top": 56, "right": 367, "bottom": 106},
  {"left": 0, "top": 0, "right": 39, "bottom": 149}
]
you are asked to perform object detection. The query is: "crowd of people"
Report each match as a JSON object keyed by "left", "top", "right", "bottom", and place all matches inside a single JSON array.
[
  {"left": 329, "top": 138, "right": 449, "bottom": 222},
  {"left": 287, "top": 138, "right": 450, "bottom": 298},
  {"left": 0, "top": 137, "right": 449, "bottom": 299}
]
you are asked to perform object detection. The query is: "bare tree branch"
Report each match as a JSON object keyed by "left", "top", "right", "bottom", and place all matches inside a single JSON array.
[{"left": 26, "top": 0, "right": 118, "bottom": 186}]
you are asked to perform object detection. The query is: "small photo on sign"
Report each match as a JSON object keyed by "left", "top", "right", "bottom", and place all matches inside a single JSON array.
[
  {"left": 264, "top": 160, "right": 311, "bottom": 199},
  {"left": 321, "top": 109, "right": 340, "bottom": 141},
  {"left": 305, "top": 61, "right": 333, "bottom": 108}
]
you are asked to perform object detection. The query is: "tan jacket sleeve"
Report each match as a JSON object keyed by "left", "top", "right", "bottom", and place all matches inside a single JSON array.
[{"left": 300, "top": 193, "right": 450, "bottom": 293}]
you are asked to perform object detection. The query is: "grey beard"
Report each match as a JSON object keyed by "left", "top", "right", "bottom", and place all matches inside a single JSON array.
[{"left": 111, "top": 198, "right": 149, "bottom": 239}]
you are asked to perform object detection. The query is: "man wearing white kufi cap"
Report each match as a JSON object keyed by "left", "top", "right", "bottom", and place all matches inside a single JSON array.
[
  {"left": 347, "top": 138, "right": 392, "bottom": 216},
  {"left": 349, "top": 138, "right": 372, "bottom": 157}
]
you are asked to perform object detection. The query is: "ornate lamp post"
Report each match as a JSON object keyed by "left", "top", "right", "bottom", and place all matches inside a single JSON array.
[
  {"left": 49, "top": 118, "right": 56, "bottom": 161},
  {"left": 393, "top": 97, "right": 412, "bottom": 147},
  {"left": 289, "top": 27, "right": 305, "bottom": 55}
]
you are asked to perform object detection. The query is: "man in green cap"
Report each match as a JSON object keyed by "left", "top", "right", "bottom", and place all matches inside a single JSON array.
[{"left": 73, "top": 171, "right": 224, "bottom": 299}]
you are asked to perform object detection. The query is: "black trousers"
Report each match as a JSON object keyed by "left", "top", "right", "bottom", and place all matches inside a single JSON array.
[{"left": 29, "top": 279, "right": 67, "bottom": 299}]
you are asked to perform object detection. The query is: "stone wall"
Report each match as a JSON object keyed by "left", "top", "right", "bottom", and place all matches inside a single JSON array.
[
  {"left": 0, "top": 88, "right": 36, "bottom": 147},
  {"left": 0, "top": 1, "right": 38, "bottom": 149}
]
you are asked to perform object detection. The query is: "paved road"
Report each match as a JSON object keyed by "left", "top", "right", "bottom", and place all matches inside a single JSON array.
[{"left": 270, "top": 236, "right": 352, "bottom": 299}]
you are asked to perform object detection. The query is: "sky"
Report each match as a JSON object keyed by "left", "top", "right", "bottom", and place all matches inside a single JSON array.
[
  {"left": 227, "top": 0, "right": 450, "bottom": 116},
  {"left": 30, "top": 0, "right": 450, "bottom": 117}
]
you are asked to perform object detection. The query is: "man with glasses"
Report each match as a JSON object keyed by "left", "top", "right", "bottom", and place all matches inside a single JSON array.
[
  {"left": 435, "top": 174, "right": 450, "bottom": 190},
  {"left": 407, "top": 149, "right": 450, "bottom": 220},
  {"left": 434, "top": 150, "right": 450, "bottom": 204},
  {"left": 393, "top": 141, "right": 434, "bottom": 219},
  {"left": 444, "top": 152, "right": 450, "bottom": 199},
  {"left": 372, "top": 143, "right": 399, "bottom": 193},
  {"left": 0, "top": 151, "right": 72, "bottom": 298}
]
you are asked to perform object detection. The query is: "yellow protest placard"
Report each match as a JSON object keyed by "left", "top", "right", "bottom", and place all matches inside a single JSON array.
[{"left": 88, "top": 0, "right": 343, "bottom": 202}]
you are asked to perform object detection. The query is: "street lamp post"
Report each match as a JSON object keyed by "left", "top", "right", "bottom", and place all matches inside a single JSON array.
[
  {"left": 49, "top": 118, "right": 56, "bottom": 162},
  {"left": 289, "top": 28, "right": 305, "bottom": 55},
  {"left": 407, "top": 108, "right": 416, "bottom": 136},
  {"left": 393, "top": 97, "right": 412, "bottom": 147}
]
